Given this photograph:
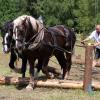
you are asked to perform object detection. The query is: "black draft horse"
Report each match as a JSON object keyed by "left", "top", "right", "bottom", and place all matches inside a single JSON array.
[
  {"left": 0, "top": 21, "right": 27, "bottom": 78},
  {"left": 0, "top": 20, "right": 64, "bottom": 79},
  {"left": 13, "top": 15, "right": 76, "bottom": 90}
]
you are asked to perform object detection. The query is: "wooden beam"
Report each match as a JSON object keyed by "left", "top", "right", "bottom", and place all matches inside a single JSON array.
[
  {"left": 83, "top": 46, "right": 93, "bottom": 92},
  {"left": 0, "top": 76, "right": 83, "bottom": 89},
  {"left": 0, "top": 76, "right": 100, "bottom": 90}
]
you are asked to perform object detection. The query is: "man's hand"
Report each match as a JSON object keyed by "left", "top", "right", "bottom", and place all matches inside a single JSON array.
[
  {"left": 94, "top": 42, "right": 100, "bottom": 47},
  {"left": 81, "top": 40, "right": 85, "bottom": 44}
]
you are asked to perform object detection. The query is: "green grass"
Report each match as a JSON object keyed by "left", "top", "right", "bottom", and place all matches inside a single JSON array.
[{"left": 0, "top": 86, "right": 100, "bottom": 100}]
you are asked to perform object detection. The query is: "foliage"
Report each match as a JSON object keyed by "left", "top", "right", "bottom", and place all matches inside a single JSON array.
[{"left": 0, "top": 0, "right": 100, "bottom": 35}]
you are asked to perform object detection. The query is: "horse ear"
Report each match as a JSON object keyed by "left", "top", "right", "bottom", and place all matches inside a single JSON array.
[
  {"left": 38, "top": 16, "right": 43, "bottom": 24},
  {"left": 22, "top": 17, "right": 28, "bottom": 26}
]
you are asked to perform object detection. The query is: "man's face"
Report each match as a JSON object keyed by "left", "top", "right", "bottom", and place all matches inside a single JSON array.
[{"left": 96, "top": 26, "right": 100, "bottom": 33}]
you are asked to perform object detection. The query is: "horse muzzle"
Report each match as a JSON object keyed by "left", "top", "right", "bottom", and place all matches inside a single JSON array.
[{"left": 3, "top": 46, "right": 10, "bottom": 54}]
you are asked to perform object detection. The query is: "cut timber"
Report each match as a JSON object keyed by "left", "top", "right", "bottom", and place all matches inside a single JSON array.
[
  {"left": 83, "top": 46, "right": 93, "bottom": 92},
  {"left": 0, "top": 76, "right": 100, "bottom": 90},
  {"left": 0, "top": 76, "right": 83, "bottom": 89}
]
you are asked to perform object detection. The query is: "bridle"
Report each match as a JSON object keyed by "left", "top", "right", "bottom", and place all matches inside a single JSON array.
[
  {"left": 2, "top": 35, "right": 14, "bottom": 51},
  {"left": 14, "top": 23, "right": 44, "bottom": 49},
  {"left": 14, "top": 25, "right": 27, "bottom": 45},
  {"left": 13, "top": 18, "right": 73, "bottom": 54},
  {"left": 23, "top": 27, "right": 44, "bottom": 46}
]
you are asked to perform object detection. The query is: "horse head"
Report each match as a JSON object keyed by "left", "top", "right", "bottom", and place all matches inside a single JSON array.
[
  {"left": 1, "top": 21, "right": 13, "bottom": 53},
  {"left": 13, "top": 15, "right": 43, "bottom": 52},
  {"left": 13, "top": 17, "right": 28, "bottom": 51}
]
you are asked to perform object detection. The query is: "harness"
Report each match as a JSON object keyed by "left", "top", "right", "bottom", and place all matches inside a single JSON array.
[
  {"left": 42, "top": 28, "right": 73, "bottom": 54},
  {"left": 24, "top": 27, "right": 44, "bottom": 50},
  {"left": 47, "top": 27, "right": 73, "bottom": 54},
  {"left": 14, "top": 18, "right": 73, "bottom": 54},
  {"left": 28, "top": 27, "right": 73, "bottom": 54}
]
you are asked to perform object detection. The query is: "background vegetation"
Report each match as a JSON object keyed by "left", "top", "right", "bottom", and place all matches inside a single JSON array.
[{"left": 0, "top": 0, "right": 100, "bottom": 35}]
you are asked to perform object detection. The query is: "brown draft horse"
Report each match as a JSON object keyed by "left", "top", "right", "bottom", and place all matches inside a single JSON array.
[{"left": 13, "top": 15, "right": 76, "bottom": 90}]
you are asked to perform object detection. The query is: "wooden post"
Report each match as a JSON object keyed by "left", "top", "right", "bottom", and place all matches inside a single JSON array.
[{"left": 83, "top": 46, "right": 93, "bottom": 92}]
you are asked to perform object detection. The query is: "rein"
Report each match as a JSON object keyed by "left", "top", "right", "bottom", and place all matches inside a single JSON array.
[
  {"left": 41, "top": 29, "right": 73, "bottom": 54},
  {"left": 48, "top": 28, "right": 73, "bottom": 54},
  {"left": 42, "top": 41, "right": 72, "bottom": 54},
  {"left": 23, "top": 27, "right": 44, "bottom": 47}
]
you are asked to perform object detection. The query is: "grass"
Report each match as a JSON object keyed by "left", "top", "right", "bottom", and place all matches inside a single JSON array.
[
  {"left": 0, "top": 86, "right": 100, "bottom": 100},
  {"left": 0, "top": 36, "right": 100, "bottom": 100},
  {"left": 1, "top": 86, "right": 100, "bottom": 100}
]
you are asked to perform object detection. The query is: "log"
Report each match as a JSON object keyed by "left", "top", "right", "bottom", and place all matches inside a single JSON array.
[
  {"left": 0, "top": 76, "right": 100, "bottom": 90},
  {"left": 0, "top": 76, "right": 83, "bottom": 89},
  {"left": 83, "top": 46, "right": 93, "bottom": 92},
  {"left": 92, "top": 82, "right": 100, "bottom": 90}
]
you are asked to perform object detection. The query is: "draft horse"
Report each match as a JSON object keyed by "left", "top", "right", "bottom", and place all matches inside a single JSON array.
[
  {"left": 0, "top": 21, "right": 27, "bottom": 78},
  {"left": 13, "top": 15, "right": 76, "bottom": 90}
]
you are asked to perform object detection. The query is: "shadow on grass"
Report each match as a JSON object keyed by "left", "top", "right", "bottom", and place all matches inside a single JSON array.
[{"left": 15, "top": 84, "right": 27, "bottom": 90}]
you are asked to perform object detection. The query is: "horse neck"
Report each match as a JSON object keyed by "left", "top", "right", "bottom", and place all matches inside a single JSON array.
[{"left": 43, "top": 29, "right": 52, "bottom": 43}]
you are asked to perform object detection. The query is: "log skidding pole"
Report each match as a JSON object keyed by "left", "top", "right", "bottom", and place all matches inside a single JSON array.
[{"left": 83, "top": 46, "right": 93, "bottom": 92}]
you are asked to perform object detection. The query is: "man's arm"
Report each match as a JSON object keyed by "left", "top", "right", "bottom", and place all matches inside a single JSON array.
[
  {"left": 81, "top": 31, "right": 95, "bottom": 43},
  {"left": 94, "top": 42, "right": 100, "bottom": 47},
  {"left": 82, "top": 37, "right": 91, "bottom": 42}
]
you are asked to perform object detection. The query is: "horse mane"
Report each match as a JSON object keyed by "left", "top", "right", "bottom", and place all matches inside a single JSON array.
[
  {"left": 13, "top": 15, "right": 38, "bottom": 32},
  {"left": 0, "top": 20, "right": 13, "bottom": 37},
  {"left": 13, "top": 15, "right": 45, "bottom": 46}
]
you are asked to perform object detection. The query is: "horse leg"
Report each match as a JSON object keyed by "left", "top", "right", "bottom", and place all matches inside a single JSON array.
[
  {"left": 26, "top": 58, "right": 35, "bottom": 91},
  {"left": 9, "top": 49, "right": 17, "bottom": 70},
  {"left": 21, "top": 57, "right": 27, "bottom": 78},
  {"left": 55, "top": 52, "right": 69, "bottom": 80},
  {"left": 34, "top": 59, "right": 43, "bottom": 79},
  {"left": 64, "top": 52, "right": 72, "bottom": 79},
  {"left": 42, "top": 58, "right": 54, "bottom": 79}
]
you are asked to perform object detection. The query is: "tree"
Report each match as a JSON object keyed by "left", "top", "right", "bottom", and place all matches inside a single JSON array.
[{"left": 0, "top": 0, "right": 100, "bottom": 35}]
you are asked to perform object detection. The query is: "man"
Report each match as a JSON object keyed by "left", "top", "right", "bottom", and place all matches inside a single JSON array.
[{"left": 82, "top": 25, "right": 100, "bottom": 67}]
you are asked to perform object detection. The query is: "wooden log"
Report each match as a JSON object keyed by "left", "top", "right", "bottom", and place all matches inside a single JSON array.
[
  {"left": 0, "top": 76, "right": 100, "bottom": 90},
  {"left": 83, "top": 46, "right": 93, "bottom": 92},
  {"left": 0, "top": 76, "right": 83, "bottom": 89},
  {"left": 92, "top": 82, "right": 100, "bottom": 90}
]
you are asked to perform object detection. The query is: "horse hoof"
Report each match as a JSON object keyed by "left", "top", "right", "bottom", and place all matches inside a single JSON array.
[
  {"left": 49, "top": 73, "right": 54, "bottom": 79},
  {"left": 26, "top": 84, "right": 33, "bottom": 91},
  {"left": 63, "top": 75, "right": 69, "bottom": 80},
  {"left": 47, "top": 73, "right": 54, "bottom": 79},
  {"left": 62, "top": 72, "right": 70, "bottom": 80}
]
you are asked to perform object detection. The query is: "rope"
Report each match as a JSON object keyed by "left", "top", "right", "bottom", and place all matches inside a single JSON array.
[
  {"left": 23, "top": 27, "right": 44, "bottom": 47},
  {"left": 43, "top": 42, "right": 72, "bottom": 54}
]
